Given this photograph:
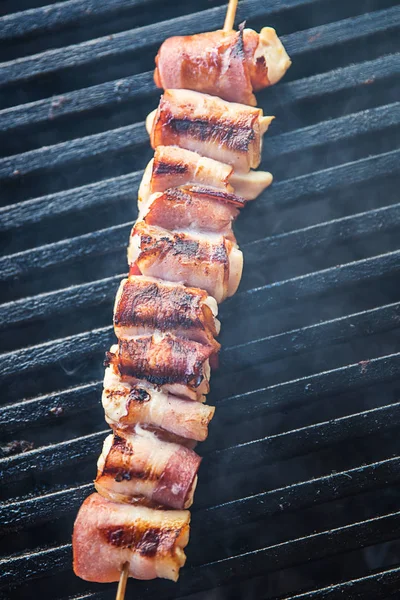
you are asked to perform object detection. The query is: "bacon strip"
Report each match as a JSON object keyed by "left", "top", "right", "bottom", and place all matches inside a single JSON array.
[
  {"left": 103, "top": 363, "right": 215, "bottom": 441},
  {"left": 114, "top": 276, "right": 220, "bottom": 346},
  {"left": 73, "top": 493, "right": 190, "bottom": 582},
  {"left": 128, "top": 221, "right": 243, "bottom": 303},
  {"left": 138, "top": 146, "right": 272, "bottom": 205},
  {"left": 107, "top": 334, "right": 214, "bottom": 401},
  {"left": 154, "top": 27, "right": 291, "bottom": 105},
  {"left": 95, "top": 428, "right": 201, "bottom": 509},
  {"left": 142, "top": 186, "right": 245, "bottom": 242},
  {"left": 146, "top": 89, "right": 274, "bottom": 172}
]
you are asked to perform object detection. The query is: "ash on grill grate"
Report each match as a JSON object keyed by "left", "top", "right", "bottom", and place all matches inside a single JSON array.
[{"left": 1, "top": 0, "right": 400, "bottom": 599}]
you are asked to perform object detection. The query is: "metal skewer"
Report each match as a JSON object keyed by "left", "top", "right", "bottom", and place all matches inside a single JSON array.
[{"left": 115, "top": 2, "right": 239, "bottom": 599}]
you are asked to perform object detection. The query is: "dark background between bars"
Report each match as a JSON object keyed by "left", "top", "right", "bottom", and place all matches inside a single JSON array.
[{"left": 0, "top": 0, "right": 400, "bottom": 599}]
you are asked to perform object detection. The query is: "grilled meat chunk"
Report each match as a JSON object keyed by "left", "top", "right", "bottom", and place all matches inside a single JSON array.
[
  {"left": 73, "top": 493, "right": 190, "bottom": 582},
  {"left": 107, "top": 334, "right": 214, "bottom": 401},
  {"left": 138, "top": 146, "right": 272, "bottom": 205},
  {"left": 146, "top": 89, "right": 273, "bottom": 172},
  {"left": 95, "top": 428, "right": 201, "bottom": 509},
  {"left": 141, "top": 186, "right": 245, "bottom": 242},
  {"left": 154, "top": 27, "right": 291, "bottom": 105},
  {"left": 128, "top": 222, "right": 243, "bottom": 303},
  {"left": 114, "top": 276, "right": 220, "bottom": 346},
  {"left": 103, "top": 363, "right": 215, "bottom": 441}
]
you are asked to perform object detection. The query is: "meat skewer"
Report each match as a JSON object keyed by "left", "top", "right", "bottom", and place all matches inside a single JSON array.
[{"left": 72, "top": 0, "right": 291, "bottom": 593}]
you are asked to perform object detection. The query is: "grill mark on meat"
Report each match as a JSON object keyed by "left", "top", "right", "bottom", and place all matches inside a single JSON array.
[
  {"left": 103, "top": 526, "right": 172, "bottom": 557},
  {"left": 185, "top": 185, "right": 246, "bottom": 207},
  {"left": 153, "top": 158, "right": 188, "bottom": 176},
  {"left": 101, "top": 434, "right": 156, "bottom": 481},
  {"left": 117, "top": 336, "right": 213, "bottom": 387},
  {"left": 165, "top": 115, "right": 255, "bottom": 152},
  {"left": 115, "top": 279, "right": 213, "bottom": 334}
]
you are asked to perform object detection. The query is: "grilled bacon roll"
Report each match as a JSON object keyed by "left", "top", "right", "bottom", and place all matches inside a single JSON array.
[
  {"left": 128, "top": 222, "right": 243, "bottom": 303},
  {"left": 103, "top": 363, "right": 215, "bottom": 441},
  {"left": 138, "top": 146, "right": 273, "bottom": 205},
  {"left": 107, "top": 335, "right": 214, "bottom": 401},
  {"left": 142, "top": 186, "right": 245, "bottom": 242},
  {"left": 95, "top": 428, "right": 201, "bottom": 509},
  {"left": 154, "top": 27, "right": 291, "bottom": 106},
  {"left": 146, "top": 89, "right": 274, "bottom": 172},
  {"left": 114, "top": 276, "right": 220, "bottom": 347},
  {"left": 73, "top": 493, "right": 190, "bottom": 582}
]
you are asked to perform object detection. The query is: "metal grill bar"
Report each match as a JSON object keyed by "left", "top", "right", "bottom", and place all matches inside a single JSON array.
[
  {"left": 228, "top": 248, "right": 400, "bottom": 316},
  {"left": 0, "top": 223, "right": 130, "bottom": 282},
  {"left": 222, "top": 301, "right": 400, "bottom": 371},
  {"left": 1, "top": 253, "right": 399, "bottom": 372},
  {"left": 2, "top": 454, "right": 399, "bottom": 534},
  {"left": 1, "top": 52, "right": 398, "bottom": 136},
  {"left": 4, "top": 0, "right": 393, "bottom": 89},
  {"left": 218, "top": 352, "right": 400, "bottom": 424},
  {"left": 2, "top": 147, "right": 398, "bottom": 234},
  {"left": 0, "top": 381, "right": 101, "bottom": 435},
  {"left": 1, "top": 101, "right": 397, "bottom": 185},
  {"left": 0, "top": 122, "right": 147, "bottom": 181},
  {"left": 3, "top": 197, "right": 400, "bottom": 283},
  {"left": 2, "top": 510, "right": 400, "bottom": 593},
  {"left": 0, "top": 172, "right": 140, "bottom": 232},
  {"left": 0, "top": 326, "right": 114, "bottom": 378},
  {"left": 0, "top": 0, "right": 148, "bottom": 42},
  {"left": 2, "top": 397, "right": 399, "bottom": 486}
]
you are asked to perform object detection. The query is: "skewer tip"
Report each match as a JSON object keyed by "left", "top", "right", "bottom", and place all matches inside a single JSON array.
[
  {"left": 116, "top": 562, "right": 129, "bottom": 600},
  {"left": 223, "top": 0, "right": 239, "bottom": 32}
]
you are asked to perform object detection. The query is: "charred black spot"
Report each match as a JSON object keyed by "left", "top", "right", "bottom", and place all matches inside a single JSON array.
[
  {"left": 104, "top": 526, "right": 165, "bottom": 557},
  {"left": 103, "top": 351, "right": 114, "bottom": 368},
  {"left": 154, "top": 159, "right": 188, "bottom": 175},
  {"left": 129, "top": 387, "right": 150, "bottom": 402}
]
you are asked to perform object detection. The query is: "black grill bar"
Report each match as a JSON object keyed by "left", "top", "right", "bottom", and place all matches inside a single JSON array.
[
  {"left": 0, "top": 0, "right": 147, "bottom": 42},
  {"left": 0, "top": 171, "right": 140, "bottom": 233},
  {"left": 0, "top": 381, "right": 101, "bottom": 436},
  {"left": 218, "top": 351, "right": 400, "bottom": 425},
  {"left": 1, "top": 52, "right": 398, "bottom": 137},
  {"left": 222, "top": 301, "right": 400, "bottom": 371},
  {"left": 0, "top": 276, "right": 122, "bottom": 331},
  {"left": 3, "top": 453, "right": 400, "bottom": 535},
  {"left": 1, "top": 100, "right": 397, "bottom": 186},
  {"left": 2, "top": 397, "right": 399, "bottom": 487},
  {"left": 0, "top": 122, "right": 147, "bottom": 182},
  {"left": 0, "top": 326, "right": 114, "bottom": 378},
  {"left": 1, "top": 257, "right": 399, "bottom": 374},
  {"left": 228, "top": 248, "right": 400, "bottom": 316},
  {"left": 0, "top": 223, "right": 130, "bottom": 282},
  {"left": 3, "top": 196, "right": 400, "bottom": 284},
  {"left": 0, "top": 4, "right": 398, "bottom": 90},
  {"left": 245, "top": 202, "right": 400, "bottom": 264},
  {"left": 2, "top": 147, "right": 398, "bottom": 234},
  {"left": 3, "top": 510, "right": 400, "bottom": 594}
]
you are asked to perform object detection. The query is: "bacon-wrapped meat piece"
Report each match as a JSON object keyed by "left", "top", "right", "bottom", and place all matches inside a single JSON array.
[
  {"left": 114, "top": 276, "right": 220, "bottom": 347},
  {"left": 95, "top": 428, "right": 201, "bottom": 509},
  {"left": 146, "top": 89, "right": 274, "bottom": 172},
  {"left": 103, "top": 362, "right": 215, "bottom": 441},
  {"left": 128, "top": 221, "right": 243, "bottom": 303},
  {"left": 154, "top": 27, "right": 291, "bottom": 106},
  {"left": 73, "top": 493, "right": 190, "bottom": 582},
  {"left": 142, "top": 186, "right": 245, "bottom": 242},
  {"left": 138, "top": 146, "right": 272, "bottom": 205},
  {"left": 107, "top": 335, "right": 214, "bottom": 401}
]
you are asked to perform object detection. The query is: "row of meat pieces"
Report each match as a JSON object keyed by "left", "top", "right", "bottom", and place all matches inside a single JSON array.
[{"left": 73, "top": 26, "right": 291, "bottom": 583}]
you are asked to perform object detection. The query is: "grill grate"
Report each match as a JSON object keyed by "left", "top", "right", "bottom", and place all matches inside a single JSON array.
[{"left": 1, "top": 0, "right": 400, "bottom": 599}]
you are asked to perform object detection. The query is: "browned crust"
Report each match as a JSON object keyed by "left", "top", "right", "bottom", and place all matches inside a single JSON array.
[
  {"left": 116, "top": 334, "right": 215, "bottom": 388},
  {"left": 114, "top": 277, "right": 218, "bottom": 338}
]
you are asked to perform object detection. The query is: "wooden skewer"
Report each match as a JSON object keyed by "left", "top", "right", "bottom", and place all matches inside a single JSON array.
[
  {"left": 116, "top": 562, "right": 129, "bottom": 600},
  {"left": 114, "top": 4, "right": 238, "bottom": 599},
  {"left": 223, "top": 0, "right": 238, "bottom": 31}
]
